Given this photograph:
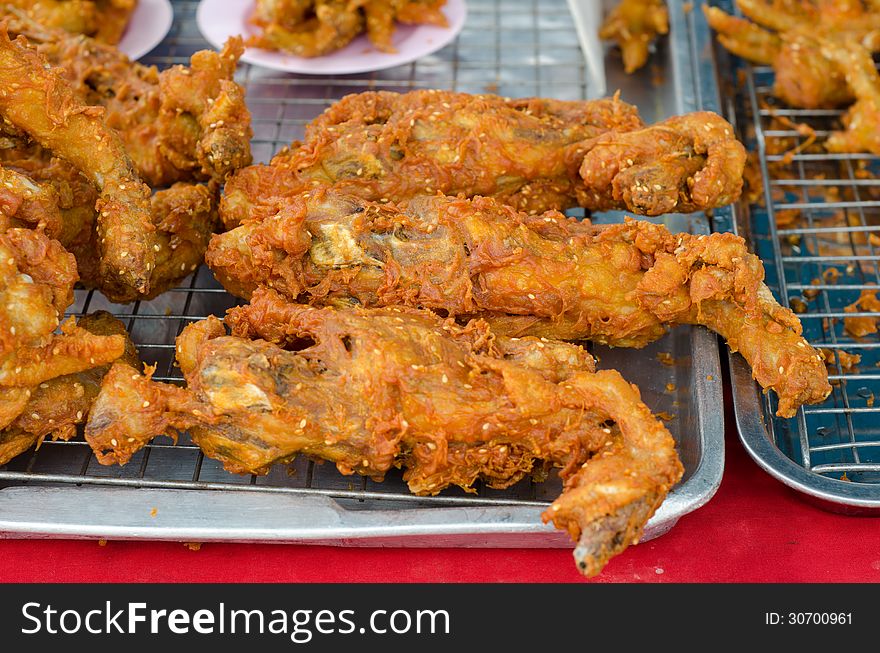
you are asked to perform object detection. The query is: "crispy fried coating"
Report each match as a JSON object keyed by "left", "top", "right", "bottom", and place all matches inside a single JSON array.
[
  {"left": 1, "top": 0, "right": 137, "bottom": 45},
  {"left": 220, "top": 89, "right": 744, "bottom": 227},
  {"left": 0, "top": 164, "right": 64, "bottom": 237},
  {"left": 819, "top": 38, "right": 880, "bottom": 155},
  {"left": 0, "top": 310, "right": 138, "bottom": 466},
  {"left": 4, "top": 12, "right": 252, "bottom": 187},
  {"left": 600, "top": 0, "right": 669, "bottom": 74},
  {"left": 0, "top": 228, "right": 127, "bottom": 446},
  {"left": 85, "top": 296, "right": 683, "bottom": 577},
  {"left": 207, "top": 190, "right": 830, "bottom": 417},
  {"left": 704, "top": 1, "right": 880, "bottom": 108},
  {"left": 70, "top": 182, "right": 219, "bottom": 302},
  {"left": 249, "top": 0, "right": 448, "bottom": 57},
  {"left": 0, "top": 27, "right": 157, "bottom": 296}
]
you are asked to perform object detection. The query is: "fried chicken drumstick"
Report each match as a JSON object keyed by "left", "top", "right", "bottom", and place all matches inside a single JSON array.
[
  {"left": 220, "top": 90, "right": 745, "bottom": 227},
  {"left": 0, "top": 26, "right": 157, "bottom": 297},
  {"left": 207, "top": 190, "right": 830, "bottom": 418},
  {"left": 600, "top": 0, "right": 669, "bottom": 74},
  {"left": 85, "top": 293, "right": 683, "bottom": 577},
  {"left": 4, "top": 9, "right": 253, "bottom": 187}
]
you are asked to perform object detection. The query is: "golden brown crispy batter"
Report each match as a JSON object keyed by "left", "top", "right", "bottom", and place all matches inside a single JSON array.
[
  {"left": 85, "top": 295, "right": 683, "bottom": 578},
  {"left": 0, "top": 164, "right": 64, "bottom": 237},
  {"left": 70, "top": 182, "right": 219, "bottom": 302},
  {"left": 843, "top": 288, "right": 880, "bottom": 337},
  {"left": 0, "top": 228, "right": 126, "bottom": 445},
  {"left": 600, "top": 0, "right": 669, "bottom": 74},
  {"left": 818, "top": 38, "right": 880, "bottom": 155},
  {"left": 0, "top": 310, "right": 138, "bottom": 466},
  {"left": 0, "top": 26, "right": 157, "bottom": 296},
  {"left": 1, "top": 1, "right": 137, "bottom": 45},
  {"left": 4, "top": 12, "right": 252, "bottom": 187},
  {"left": 220, "top": 89, "right": 744, "bottom": 227},
  {"left": 249, "top": 0, "right": 447, "bottom": 57},
  {"left": 207, "top": 190, "right": 830, "bottom": 417},
  {"left": 704, "top": 1, "right": 880, "bottom": 108}
]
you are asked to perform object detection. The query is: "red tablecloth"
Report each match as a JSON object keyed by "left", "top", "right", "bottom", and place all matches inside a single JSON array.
[{"left": 1, "top": 422, "right": 878, "bottom": 583}]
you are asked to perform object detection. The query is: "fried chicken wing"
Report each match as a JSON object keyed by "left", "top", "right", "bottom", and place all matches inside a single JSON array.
[
  {"left": 85, "top": 295, "right": 683, "bottom": 577},
  {"left": 0, "top": 310, "right": 138, "bottom": 466},
  {"left": 220, "top": 89, "right": 744, "bottom": 227},
  {"left": 705, "top": 1, "right": 880, "bottom": 108},
  {"left": 2, "top": 0, "right": 137, "bottom": 44},
  {"left": 600, "top": 0, "right": 669, "bottom": 74},
  {"left": 0, "top": 27, "right": 157, "bottom": 296},
  {"left": 4, "top": 12, "right": 252, "bottom": 187},
  {"left": 207, "top": 190, "right": 830, "bottom": 417}
]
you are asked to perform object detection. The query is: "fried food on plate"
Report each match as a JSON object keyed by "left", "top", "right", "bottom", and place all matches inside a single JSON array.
[
  {"left": 0, "top": 27, "right": 157, "bottom": 297},
  {"left": 600, "top": 0, "right": 669, "bottom": 74},
  {"left": 704, "top": 1, "right": 880, "bottom": 108},
  {"left": 0, "top": 310, "right": 138, "bottom": 466},
  {"left": 207, "top": 190, "right": 830, "bottom": 417},
  {"left": 249, "top": 0, "right": 448, "bottom": 57},
  {"left": 85, "top": 295, "right": 683, "bottom": 577},
  {"left": 5, "top": 11, "right": 252, "bottom": 187},
  {"left": 2, "top": 0, "right": 138, "bottom": 45},
  {"left": 0, "top": 228, "right": 126, "bottom": 440},
  {"left": 220, "top": 89, "right": 744, "bottom": 227}
]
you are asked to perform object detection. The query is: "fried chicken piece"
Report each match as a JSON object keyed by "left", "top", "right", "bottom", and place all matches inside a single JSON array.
[
  {"left": 705, "top": 1, "right": 880, "bottom": 108},
  {"left": 220, "top": 90, "right": 744, "bottom": 227},
  {"left": 1, "top": 0, "right": 137, "bottom": 45},
  {"left": 818, "top": 39, "right": 880, "bottom": 155},
  {"left": 207, "top": 190, "right": 830, "bottom": 417},
  {"left": 249, "top": 0, "right": 448, "bottom": 57},
  {"left": 85, "top": 296, "right": 683, "bottom": 578},
  {"left": 69, "top": 182, "right": 219, "bottom": 302},
  {"left": 0, "top": 27, "right": 157, "bottom": 296},
  {"left": 4, "top": 12, "right": 252, "bottom": 187},
  {"left": 0, "top": 228, "right": 126, "bottom": 442},
  {"left": 0, "top": 310, "right": 138, "bottom": 466},
  {"left": 0, "top": 164, "right": 64, "bottom": 237},
  {"left": 600, "top": 0, "right": 669, "bottom": 74}
]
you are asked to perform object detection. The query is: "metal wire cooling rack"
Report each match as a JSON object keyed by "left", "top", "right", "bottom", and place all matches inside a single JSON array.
[
  {"left": 718, "top": 1, "right": 880, "bottom": 508},
  {"left": 0, "top": 0, "right": 721, "bottom": 528}
]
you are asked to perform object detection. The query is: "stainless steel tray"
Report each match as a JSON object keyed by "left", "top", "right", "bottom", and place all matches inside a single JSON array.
[
  {"left": 706, "top": 0, "right": 880, "bottom": 510},
  {"left": 0, "top": 0, "right": 724, "bottom": 546}
]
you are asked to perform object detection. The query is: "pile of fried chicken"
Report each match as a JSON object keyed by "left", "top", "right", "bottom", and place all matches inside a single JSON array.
[
  {"left": 706, "top": 0, "right": 880, "bottom": 155},
  {"left": 0, "top": 3, "right": 832, "bottom": 578},
  {"left": 247, "top": 0, "right": 449, "bottom": 57}
]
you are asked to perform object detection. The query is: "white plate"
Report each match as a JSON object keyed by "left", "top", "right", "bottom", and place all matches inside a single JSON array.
[
  {"left": 196, "top": 0, "right": 467, "bottom": 75},
  {"left": 117, "top": 0, "right": 174, "bottom": 61}
]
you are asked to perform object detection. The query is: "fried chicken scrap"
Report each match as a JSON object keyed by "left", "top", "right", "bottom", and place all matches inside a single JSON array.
[
  {"left": 249, "top": 0, "right": 448, "bottom": 57},
  {"left": 0, "top": 310, "right": 138, "bottom": 466},
  {"left": 219, "top": 89, "right": 744, "bottom": 227},
  {"left": 0, "top": 26, "right": 157, "bottom": 296},
  {"left": 85, "top": 296, "right": 683, "bottom": 578},
  {"left": 4, "top": 11, "right": 253, "bottom": 187},
  {"left": 600, "top": 0, "right": 669, "bottom": 74},
  {"left": 207, "top": 190, "right": 830, "bottom": 417},
  {"left": 844, "top": 288, "right": 880, "bottom": 337},
  {"left": 1, "top": 0, "right": 137, "bottom": 45}
]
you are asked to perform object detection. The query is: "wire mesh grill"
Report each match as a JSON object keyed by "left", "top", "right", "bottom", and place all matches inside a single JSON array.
[
  {"left": 0, "top": 0, "right": 694, "bottom": 511},
  {"left": 737, "top": 57, "right": 880, "bottom": 484}
]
